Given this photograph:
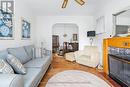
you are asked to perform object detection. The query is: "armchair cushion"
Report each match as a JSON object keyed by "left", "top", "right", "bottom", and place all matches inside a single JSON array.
[
  {"left": 74, "top": 50, "right": 85, "bottom": 59},
  {"left": 79, "top": 55, "right": 91, "bottom": 61}
]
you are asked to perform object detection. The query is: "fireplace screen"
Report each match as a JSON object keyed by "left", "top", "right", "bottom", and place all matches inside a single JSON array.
[{"left": 109, "top": 55, "right": 130, "bottom": 87}]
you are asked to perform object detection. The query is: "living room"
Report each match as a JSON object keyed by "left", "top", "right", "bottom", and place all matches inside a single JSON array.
[{"left": 0, "top": 0, "right": 130, "bottom": 87}]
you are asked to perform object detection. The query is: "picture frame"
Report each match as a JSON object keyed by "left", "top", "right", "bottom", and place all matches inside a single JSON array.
[
  {"left": 0, "top": 9, "right": 14, "bottom": 40},
  {"left": 21, "top": 18, "right": 31, "bottom": 40},
  {"left": 73, "top": 34, "right": 78, "bottom": 41}
]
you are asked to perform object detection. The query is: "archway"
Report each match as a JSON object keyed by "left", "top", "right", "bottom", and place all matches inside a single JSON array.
[{"left": 52, "top": 23, "right": 79, "bottom": 56}]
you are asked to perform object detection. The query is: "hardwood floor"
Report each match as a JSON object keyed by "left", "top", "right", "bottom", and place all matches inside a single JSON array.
[{"left": 38, "top": 54, "right": 121, "bottom": 87}]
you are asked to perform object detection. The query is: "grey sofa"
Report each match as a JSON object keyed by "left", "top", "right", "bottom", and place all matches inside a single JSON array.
[{"left": 0, "top": 45, "right": 52, "bottom": 87}]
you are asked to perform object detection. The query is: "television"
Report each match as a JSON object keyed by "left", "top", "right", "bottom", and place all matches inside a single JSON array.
[{"left": 87, "top": 31, "right": 96, "bottom": 37}]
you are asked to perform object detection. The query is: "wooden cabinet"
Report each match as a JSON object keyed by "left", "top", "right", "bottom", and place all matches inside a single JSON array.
[
  {"left": 103, "top": 39, "right": 109, "bottom": 74},
  {"left": 103, "top": 37, "right": 130, "bottom": 74},
  {"left": 69, "top": 43, "right": 78, "bottom": 51},
  {"left": 62, "top": 42, "right": 79, "bottom": 55},
  {"left": 107, "top": 37, "right": 130, "bottom": 48}
]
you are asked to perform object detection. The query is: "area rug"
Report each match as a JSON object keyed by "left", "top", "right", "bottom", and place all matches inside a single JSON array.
[{"left": 45, "top": 70, "right": 111, "bottom": 87}]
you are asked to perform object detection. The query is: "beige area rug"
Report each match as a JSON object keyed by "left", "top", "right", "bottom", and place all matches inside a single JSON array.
[{"left": 45, "top": 70, "right": 111, "bottom": 87}]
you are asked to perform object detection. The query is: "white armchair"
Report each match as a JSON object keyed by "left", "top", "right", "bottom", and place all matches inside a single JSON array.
[{"left": 74, "top": 46, "right": 100, "bottom": 68}]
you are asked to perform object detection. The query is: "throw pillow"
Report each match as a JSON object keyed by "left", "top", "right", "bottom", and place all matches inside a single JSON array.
[
  {"left": 7, "top": 47, "right": 31, "bottom": 64},
  {"left": 0, "top": 59, "right": 14, "bottom": 74},
  {"left": 6, "top": 54, "right": 26, "bottom": 75}
]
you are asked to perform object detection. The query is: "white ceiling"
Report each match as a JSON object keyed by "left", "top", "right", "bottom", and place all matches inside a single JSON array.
[{"left": 22, "top": 0, "right": 111, "bottom": 16}]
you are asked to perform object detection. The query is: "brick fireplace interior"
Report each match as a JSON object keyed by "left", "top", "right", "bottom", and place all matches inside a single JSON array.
[{"left": 108, "top": 47, "right": 130, "bottom": 87}]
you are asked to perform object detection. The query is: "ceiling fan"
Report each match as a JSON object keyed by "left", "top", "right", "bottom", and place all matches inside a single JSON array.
[{"left": 62, "top": 0, "right": 85, "bottom": 8}]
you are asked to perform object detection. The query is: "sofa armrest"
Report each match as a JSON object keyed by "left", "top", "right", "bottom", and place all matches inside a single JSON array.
[
  {"left": 90, "top": 52, "right": 100, "bottom": 67},
  {"left": 74, "top": 50, "right": 87, "bottom": 59},
  {"left": 0, "top": 74, "right": 24, "bottom": 87},
  {"left": 34, "top": 47, "right": 52, "bottom": 58},
  {"left": 43, "top": 49, "right": 52, "bottom": 56}
]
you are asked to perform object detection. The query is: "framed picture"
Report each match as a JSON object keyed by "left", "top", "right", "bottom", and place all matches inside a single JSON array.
[
  {"left": 0, "top": 9, "right": 14, "bottom": 40},
  {"left": 73, "top": 34, "right": 78, "bottom": 41},
  {"left": 21, "top": 18, "right": 31, "bottom": 40}
]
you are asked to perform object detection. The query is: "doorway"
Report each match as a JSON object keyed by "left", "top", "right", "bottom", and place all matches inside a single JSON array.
[{"left": 52, "top": 23, "right": 79, "bottom": 56}]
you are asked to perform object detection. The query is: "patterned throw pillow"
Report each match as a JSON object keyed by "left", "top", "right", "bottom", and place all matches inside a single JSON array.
[
  {"left": 0, "top": 59, "right": 14, "bottom": 74},
  {"left": 6, "top": 54, "right": 26, "bottom": 75}
]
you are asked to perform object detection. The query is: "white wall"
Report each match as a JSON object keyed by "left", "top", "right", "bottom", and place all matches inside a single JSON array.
[
  {"left": 117, "top": 17, "right": 130, "bottom": 25},
  {"left": 0, "top": 0, "right": 35, "bottom": 51},
  {"left": 35, "top": 16, "right": 95, "bottom": 50},
  {"left": 95, "top": 0, "right": 130, "bottom": 65},
  {"left": 52, "top": 24, "right": 78, "bottom": 46},
  {"left": 96, "top": 0, "right": 130, "bottom": 37}
]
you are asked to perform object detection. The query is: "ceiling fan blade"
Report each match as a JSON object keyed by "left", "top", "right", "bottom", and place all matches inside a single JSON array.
[
  {"left": 75, "top": 0, "right": 85, "bottom": 6},
  {"left": 62, "top": 0, "right": 68, "bottom": 8}
]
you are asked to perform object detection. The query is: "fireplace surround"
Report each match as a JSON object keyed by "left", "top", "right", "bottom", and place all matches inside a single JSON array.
[{"left": 108, "top": 47, "right": 130, "bottom": 87}]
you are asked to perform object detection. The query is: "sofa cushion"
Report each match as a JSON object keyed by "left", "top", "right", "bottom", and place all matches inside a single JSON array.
[
  {"left": 24, "top": 56, "right": 51, "bottom": 68},
  {"left": 0, "top": 59, "right": 14, "bottom": 74},
  {"left": 0, "top": 74, "right": 23, "bottom": 87},
  {"left": 0, "top": 50, "right": 8, "bottom": 60},
  {"left": 7, "top": 54, "right": 26, "bottom": 75},
  {"left": 79, "top": 55, "right": 91, "bottom": 61},
  {"left": 24, "top": 68, "right": 42, "bottom": 87},
  {"left": 24, "top": 45, "right": 34, "bottom": 59},
  {"left": 7, "top": 47, "right": 31, "bottom": 64}
]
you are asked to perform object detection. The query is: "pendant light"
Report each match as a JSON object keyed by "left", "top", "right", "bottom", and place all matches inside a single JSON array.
[{"left": 75, "top": 0, "right": 85, "bottom": 5}]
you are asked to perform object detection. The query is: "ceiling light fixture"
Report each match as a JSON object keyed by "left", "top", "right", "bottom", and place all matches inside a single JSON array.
[
  {"left": 75, "top": 0, "right": 85, "bottom": 6},
  {"left": 61, "top": 0, "right": 85, "bottom": 8},
  {"left": 62, "top": 0, "right": 68, "bottom": 8}
]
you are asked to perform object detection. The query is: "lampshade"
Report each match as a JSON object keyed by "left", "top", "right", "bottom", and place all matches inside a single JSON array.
[
  {"left": 62, "top": 0, "right": 68, "bottom": 8},
  {"left": 75, "top": 0, "right": 85, "bottom": 5}
]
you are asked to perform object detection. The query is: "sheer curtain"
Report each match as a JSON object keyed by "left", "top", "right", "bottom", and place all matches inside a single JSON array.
[{"left": 95, "top": 16, "right": 105, "bottom": 65}]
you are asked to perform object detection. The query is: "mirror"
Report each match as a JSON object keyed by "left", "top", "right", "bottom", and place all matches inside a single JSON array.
[{"left": 113, "top": 8, "right": 130, "bottom": 37}]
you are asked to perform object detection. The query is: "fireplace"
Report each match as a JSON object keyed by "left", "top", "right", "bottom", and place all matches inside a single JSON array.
[{"left": 108, "top": 47, "right": 130, "bottom": 87}]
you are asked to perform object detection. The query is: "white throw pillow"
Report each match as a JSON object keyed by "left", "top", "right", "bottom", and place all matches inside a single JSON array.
[
  {"left": 0, "top": 59, "right": 14, "bottom": 74},
  {"left": 6, "top": 54, "right": 26, "bottom": 75}
]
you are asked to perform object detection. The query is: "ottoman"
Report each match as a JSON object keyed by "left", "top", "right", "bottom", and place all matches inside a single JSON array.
[{"left": 65, "top": 52, "right": 75, "bottom": 62}]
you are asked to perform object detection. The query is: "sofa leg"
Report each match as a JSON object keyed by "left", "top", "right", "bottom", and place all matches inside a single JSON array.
[{"left": 49, "top": 63, "right": 53, "bottom": 70}]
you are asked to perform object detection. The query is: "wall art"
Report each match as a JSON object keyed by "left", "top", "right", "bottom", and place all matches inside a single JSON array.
[{"left": 21, "top": 18, "right": 31, "bottom": 40}]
